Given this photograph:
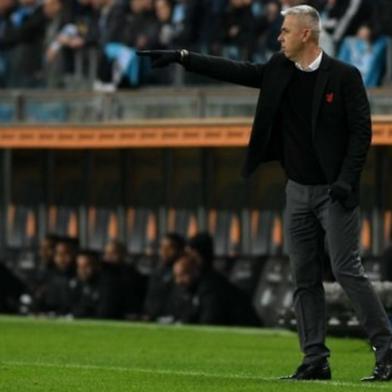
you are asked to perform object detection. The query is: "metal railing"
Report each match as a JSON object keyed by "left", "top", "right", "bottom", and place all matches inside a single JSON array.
[{"left": 0, "top": 86, "right": 391, "bottom": 124}]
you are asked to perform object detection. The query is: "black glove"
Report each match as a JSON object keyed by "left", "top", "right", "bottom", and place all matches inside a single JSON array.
[
  {"left": 328, "top": 180, "right": 352, "bottom": 203},
  {"left": 137, "top": 49, "right": 186, "bottom": 68}
]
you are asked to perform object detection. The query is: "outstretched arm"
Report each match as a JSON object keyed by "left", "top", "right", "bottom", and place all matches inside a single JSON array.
[{"left": 137, "top": 49, "right": 265, "bottom": 89}]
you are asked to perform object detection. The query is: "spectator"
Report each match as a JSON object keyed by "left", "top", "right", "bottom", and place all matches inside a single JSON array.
[
  {"left": 90, "top": 0, "right": 127, "bottom": 89},
  {"left": 0, "top": 0, "right": 45, "bottom": 87},
  {"left": 70, "top": 250, "right": 100, "bottom": 318},
  {"left": 43, "top": 0, "right": 76, "bottom": 87},
  {"left": 187, "top": 232, "right": 215, "bottom": 271},
  {"left": 338, "top": 23, "right": 388, "bottom": 87},
  {"left": 154, "top": 0, "right": 174, "bottom": 50},
  {"left": 372, "top": 0, "right": 392, "bottom": 37},
  {"left": 0, "top": 0, "right": 67, "bottom": 87},
  {"left": 37, "top": 234, "right": 57, "bottom": 271},
  {"left": 143, "top": 232, "right": 185, "bottom": 321},
  {"left": 123, "top": 1, "right": 159, "bottom": 51},
  {"left": 220, "top": 0, "right": 255, "bottom": 60},
  {"left": 31, "top": 234, "right": 58, "bottom": 296},
  {"left": 320, "top": 0, "right": 374, "bottom": 49},
  {"left": 97, "top": 239, "right": 146, "bottom": 319},
  {"left": 193, "top": 0, "right": 227, "bottom": 54},
  {"left": 169, "top": 253, "right": 258, "bottom": 325},
  {"left": 169, "top": 0, "right": 197, "bottom": 49},
  {"left": 99, "top": 0, "right": 161, "bottom": 88},
  {"left": 252, "top": 1, "right": 283, "bottom": 62},
  {"left": 0, "top": 0, "right": 14, "bottom": 86},
  {"left": 34, "top": 237, "right": 77, "bottom": 315}
]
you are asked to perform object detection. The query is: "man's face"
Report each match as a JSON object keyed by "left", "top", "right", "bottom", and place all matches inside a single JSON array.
[
  {"left": 159, "top": 237, "right": 177, "bottom": 265},
  {"left": 230, "top": 0, "right": 243, "bottom": 8},
  {"left": 54, "top": 243, "right": 73, "bottom": 271},
  {"left": 130, "top": 0, "right": 144, "bottom": 13},
  {"left": 357, "top": 25, "right": 371, "bottom": 41},
  {"left": 76, "top": 255, "right": 94, "bottom": 281},
  {"left": 142, "top": 0, "right": 152, "bottom": 10},
  {"left": 0, "top": 0, "right": 14, "bottom": 13},
  {"left": 155, "top": 0, "right": 171, "bottom": 22},
  {"left": 278, "top": 15, "right": 307, "bottom": 61},
  {"left": 103, "top": 242, "right": 122, "bottom": 264},
  {"left": 43, "top": 0, "right": 62, "bottom": 18},
  {"left": 173, "top": 259, "right": 195, "bottom": 289}
]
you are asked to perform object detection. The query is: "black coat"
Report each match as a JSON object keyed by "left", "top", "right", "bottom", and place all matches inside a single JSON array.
[
  {"left": 97, "top": 263, "right": 146, "bottom": 320},
  {"left": 169, "top": 270, "right": 258, "bottom": 326},
  {"left": 184, "top": 52, "right": 371, "bottom": 209},
  {"left": 70, "top": 275, "right": 100, "bottom": 319},
  {"left": 143, "top": 264, "right": 173, "bottom": 321}
]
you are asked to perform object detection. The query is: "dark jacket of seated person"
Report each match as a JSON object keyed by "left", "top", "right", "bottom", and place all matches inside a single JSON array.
[
  {"left": 97, "top": 240, "right": 146, "bottom": 320},
  {"left": 143, "top": 233, "right": 185, "bottom": 321},
  {"left": 70, "top": 251, "right": 100, "bottom": 319},
  {"left": 35, "top": 239, "right": 76, "bottom": 315},
  {"left": 169, "top": 254, "right": 259, "bottom": 326}
]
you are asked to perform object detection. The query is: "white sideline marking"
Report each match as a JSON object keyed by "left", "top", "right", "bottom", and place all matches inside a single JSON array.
[{"left": 1, "top": 361, "right": 390, "bottom": 390}]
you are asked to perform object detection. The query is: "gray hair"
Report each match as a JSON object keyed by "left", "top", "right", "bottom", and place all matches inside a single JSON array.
[{"left": 281, "top": 5, "right": 322, "bottom": 41}]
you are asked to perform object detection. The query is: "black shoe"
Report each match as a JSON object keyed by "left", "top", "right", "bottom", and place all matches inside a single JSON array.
[
  {"left": 361, "top": 351, "right": 392, "bottom": 382},
  {"left": 280, "top": 360, "right": 331, "bottom": 380}
]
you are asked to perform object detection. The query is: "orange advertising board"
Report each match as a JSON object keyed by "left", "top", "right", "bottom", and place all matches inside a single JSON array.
[{"left": 0, "top": 116, "right": 391, "bottom": 148}]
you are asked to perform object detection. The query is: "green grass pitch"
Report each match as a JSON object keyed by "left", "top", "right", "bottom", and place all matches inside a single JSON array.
[{"left": 0, "top": 316, "right": 389, "bottom": 391}]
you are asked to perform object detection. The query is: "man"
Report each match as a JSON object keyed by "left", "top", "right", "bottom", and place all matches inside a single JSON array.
[
  {"left": 35, "top": 237, "right": 76, "bottom": 315},
  {"left": 98, "top": 240, "right": 145, "bottom": 319},
  {"left": 138, "top": 5, "right": 392, "bottom": 382},
  {"left": 143, "top": 232, "right": 185, "bottom": 321},
  {"left": 70, "top": 250, "right": 100, "bottom": 319},
  {"left": 187, "top": 232, "right": 214, "bottom": 271},
  {"left": 0, "top": 0, "right": 64, "bottom": 87},
  {"left": 170, "top": 253, "right": 258, "bottom": 326},
  {"left": 31, "top": 234, "right": 58, "bottom": 303}
]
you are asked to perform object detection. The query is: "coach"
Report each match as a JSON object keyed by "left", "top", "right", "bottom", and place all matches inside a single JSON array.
[{"left": 138, "top": 5, "right": 392, "bottom": 382}]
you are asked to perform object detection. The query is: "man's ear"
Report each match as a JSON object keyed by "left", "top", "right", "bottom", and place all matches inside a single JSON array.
[{"left": 302, "top": 28, "right": 312, "bottom": 43}]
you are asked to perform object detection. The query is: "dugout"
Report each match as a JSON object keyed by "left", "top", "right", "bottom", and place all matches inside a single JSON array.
[{"left": 1, "top": 117, "right": 392, "bottom": 269}]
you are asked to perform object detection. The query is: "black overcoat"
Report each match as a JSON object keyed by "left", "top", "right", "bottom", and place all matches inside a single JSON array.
[{"left": 184, "top": 52, "right": 371, "bottom": 208}]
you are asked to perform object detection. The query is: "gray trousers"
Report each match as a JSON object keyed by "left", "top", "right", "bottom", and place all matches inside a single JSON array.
[{"left": 285, "top": 180, "right": 392, "bottom": 364}]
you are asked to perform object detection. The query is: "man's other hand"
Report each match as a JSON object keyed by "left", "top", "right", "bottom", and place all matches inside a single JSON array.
[
  {"left": 328, "top": 180, "right": 352, "bottom": 203},
  {"left": 136, "top": 50, "right": 182, "bottom": 68}
]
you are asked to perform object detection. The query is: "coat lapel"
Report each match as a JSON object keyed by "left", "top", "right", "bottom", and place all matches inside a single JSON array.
[{"left": 312, "top": 52, "right": 331, "bottom": 136}]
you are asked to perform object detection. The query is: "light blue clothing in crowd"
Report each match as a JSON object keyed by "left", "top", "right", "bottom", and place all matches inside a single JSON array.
[
  {"left": 338, "top": 35, "right": 388, "bottom": 87},
  {"left": 105, "top": 43, "right": 140, "bottom": 86}
]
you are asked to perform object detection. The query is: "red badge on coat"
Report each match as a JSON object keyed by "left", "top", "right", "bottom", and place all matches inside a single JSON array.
[{"left": 326, "top": 92, "right": 334, "bottom": 103}]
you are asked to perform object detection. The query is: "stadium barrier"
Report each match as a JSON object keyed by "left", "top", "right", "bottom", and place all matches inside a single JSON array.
[
  {"left": 1, "top": 115, "right": 392, "bottom": 148},
  {"left": 1, "top": 87, "right": 392, "bottom": 124}
]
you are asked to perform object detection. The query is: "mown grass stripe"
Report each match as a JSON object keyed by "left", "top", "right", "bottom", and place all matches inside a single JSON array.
[{"left": 2, "top": 361, "right": 389, "bottom": 390}]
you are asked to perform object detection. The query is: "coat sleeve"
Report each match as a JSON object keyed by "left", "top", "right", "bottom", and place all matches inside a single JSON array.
[
  {"left": 337, "top": 66, "right": 372, "bottom": 187},
  {"left": 184, "top": 52, "right": 267, "bottom": 89}
]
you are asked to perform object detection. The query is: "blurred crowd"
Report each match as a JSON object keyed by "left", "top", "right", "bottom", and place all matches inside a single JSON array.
[
  {"left": 0, "top": 232, "right": 259, "bottom": 326},
  {"left": 0, "top": 0, "right": 391, "bottom": 90}
]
